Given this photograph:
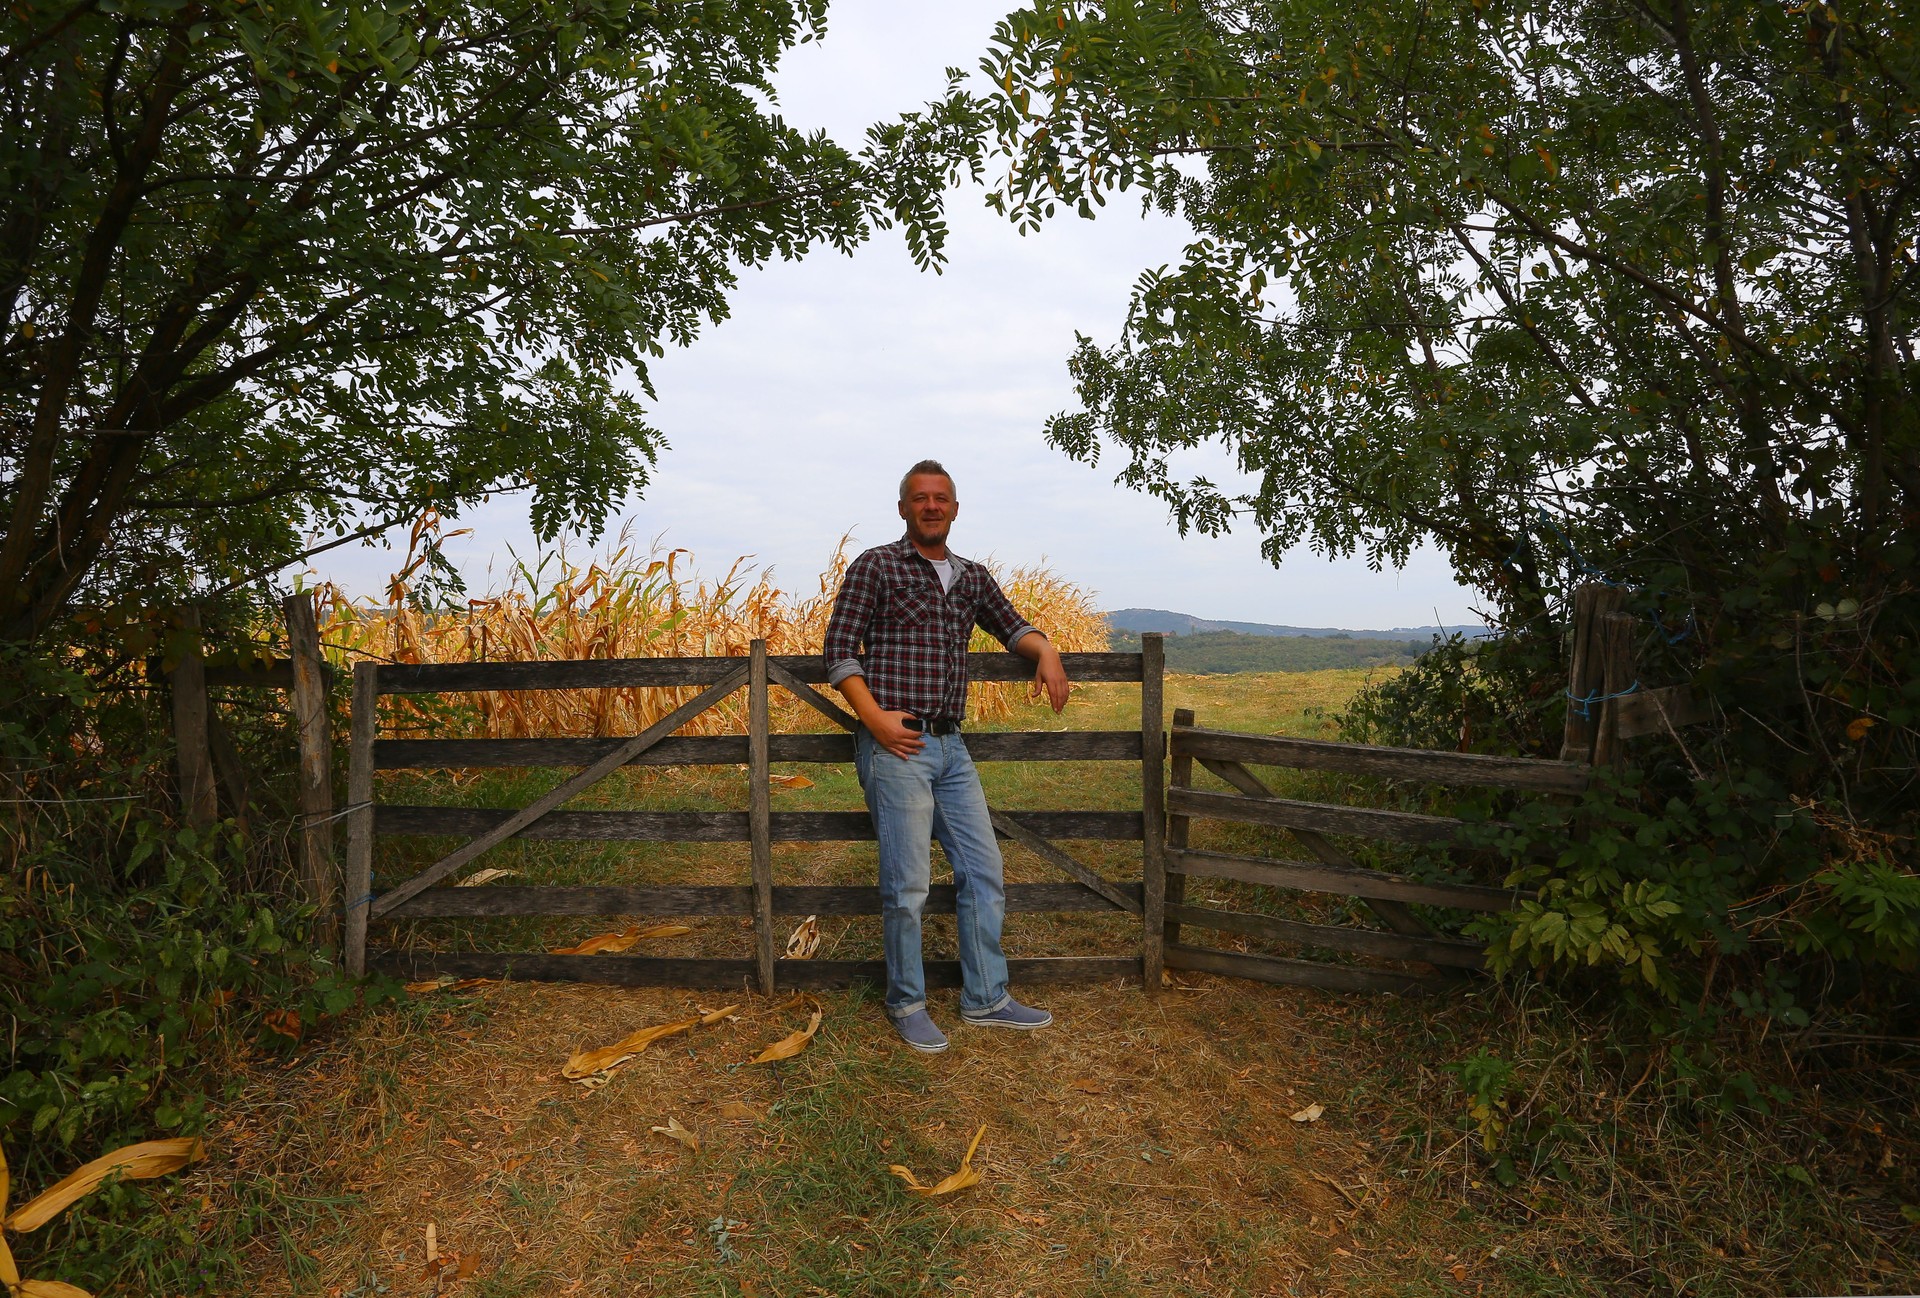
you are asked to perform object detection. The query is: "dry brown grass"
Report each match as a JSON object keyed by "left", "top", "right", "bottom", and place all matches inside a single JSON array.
[{"left": 317, "top": 527, "right": 1111, "bottom": 741}]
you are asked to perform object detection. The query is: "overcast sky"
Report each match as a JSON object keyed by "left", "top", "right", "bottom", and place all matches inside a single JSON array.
[{"left": 306, "top": 1, "right": 1478, "bottom": 631}]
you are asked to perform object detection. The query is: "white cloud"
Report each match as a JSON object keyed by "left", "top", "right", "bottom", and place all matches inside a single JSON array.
[{"left": 309, "top": 0, "right": 1479, "bottom": 631}]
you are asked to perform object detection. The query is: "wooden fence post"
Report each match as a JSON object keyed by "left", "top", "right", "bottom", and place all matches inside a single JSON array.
[
  {"left": 1140, "top": 633, "right": 1167, "bottom": 993},
  {"left": 748, "top": 640, "right": 776, "bottom": 995},
  {"left": 1165, "top": 707, "right": 1194, "bottom": 958},
  {"left": 1558, "top": 583, "right": 1625, "bottom": 764},
  {"left": 343, "top": 661, "right": 378, "bottom": 978},
  {"left": 1591, "top": 612, "right": 1638, "bottom": 770},
  {"left": 286, "top": 593, "right": 338, "bottom": 949},
  {"left": 171, "top": 607, "right": 217, "bottom": 829}
]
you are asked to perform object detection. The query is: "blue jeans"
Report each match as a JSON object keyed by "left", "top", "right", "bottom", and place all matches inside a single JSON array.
[{"left": 854, "top": 729, "right": 1012, "bottom": 1020}]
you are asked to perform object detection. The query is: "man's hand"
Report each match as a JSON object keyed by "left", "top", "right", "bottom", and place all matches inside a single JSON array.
[
  {"left": 868, "top": 709, "right": 927, "bottom": 760},
  {"left": 1024, "top": 637, "right": 1070, "bottom": 713},
  {"left": 834, "top": 674, "right": 928, "bottom": 758}
]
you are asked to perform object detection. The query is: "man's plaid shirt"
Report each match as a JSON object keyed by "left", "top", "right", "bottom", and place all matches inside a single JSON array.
[{"left": 824, "top": 536, "right": 1037, "bottom": 722}]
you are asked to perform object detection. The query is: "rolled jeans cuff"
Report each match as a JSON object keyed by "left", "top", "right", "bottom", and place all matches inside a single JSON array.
[{"left": 887, "top": 999, "right": 928, "bottom": 1021}]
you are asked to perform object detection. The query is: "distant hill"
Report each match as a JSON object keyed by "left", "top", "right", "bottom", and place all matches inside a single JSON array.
[
  {"left": 1105, "top": 607, "right": 1486, "bottom": 641},
  {"left": 1108, "top": 628, "right": 1428, "bottom": 674}
]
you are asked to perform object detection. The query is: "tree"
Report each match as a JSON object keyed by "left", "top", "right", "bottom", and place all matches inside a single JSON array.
[
  {"left": 954, "top": 0, "right": 1917, "bottom": 814},
  {"left": 0, "top": 0, "right": 967, "bottom": 642}
]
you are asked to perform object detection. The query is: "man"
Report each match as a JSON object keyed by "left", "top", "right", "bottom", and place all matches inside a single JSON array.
[{"left": 824, "top": 460, "right": 1072, "bottom": 1052}]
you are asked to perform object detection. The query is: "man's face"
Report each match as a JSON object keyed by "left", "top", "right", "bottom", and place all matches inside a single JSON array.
[{"left": 898, "top": 473, "right": 958, "bottom": 548}]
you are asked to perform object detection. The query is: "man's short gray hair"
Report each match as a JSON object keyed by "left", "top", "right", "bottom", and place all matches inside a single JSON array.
[{"left": 899, "top": 459, "right": 955, "bottom": 502}]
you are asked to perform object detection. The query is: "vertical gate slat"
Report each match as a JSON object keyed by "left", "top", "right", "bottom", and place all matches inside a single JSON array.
[
  {"left": 1165, "top": 706, "right": 1194, "bottom": 955},
  {"left": 749, "top": 640, "right": 775, "bottom": 994},
  {"left": 1140, "top": 633, "right": 1167, "bottom": 993},
  {"left": 343, "top": 661, "right": 378, "bottom": 978},
  {"left": 287, "top": 593, "right": 337, "bottom": 950},
  {"left": 172, "top": 608, "right": 217, "bottom": 829}
]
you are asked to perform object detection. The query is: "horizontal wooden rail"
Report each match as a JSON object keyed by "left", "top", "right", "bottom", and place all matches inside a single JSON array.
[
  {"left": 375, "top": 651, "right": 1144, "bottom": 695},
  {"left": 376, "top": 730, "right": 1142, "bottom": 770},
  {"left": 383, "top": 881, "right": 1141, "bottom": 918},
  {"left": 1162, "top": 902, "right": 1486, "bottom": 969},
  {"left": 1168, "top": 847, "right": 1519, "bottom": 912},
  {"left": 1163, "top": 943, "right": 1438, "bottom": 995},
  {"left": 1167, "top": 787, "right": 1487, "bottom": 846},
  {"left": 1172, "top": 726, "right": 1589, "bottom": 794},
  {"left": 377, "top": 806, "right": 1145, "bottom": 842},
  {"left": 370, "top": 951, "right": 1141, "bottom": 989}
]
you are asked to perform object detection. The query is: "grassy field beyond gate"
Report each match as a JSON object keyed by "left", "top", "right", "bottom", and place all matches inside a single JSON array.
[{"left": 210, "top": 670, "right": 1913, "bottom": 1297}]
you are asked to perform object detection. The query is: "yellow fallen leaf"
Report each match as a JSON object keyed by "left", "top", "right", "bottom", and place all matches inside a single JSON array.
[
  {"left": 1, "top": 1233, "right": 18, "bottom": 1288},
  {"left": 5, "top": 1138, "right": 206, "bottom": 1232},
  {"left": 749, "top": 996, "right": 822, "bottom": 1064},
  {"left": 889, "top": 1125, "right": 987, "bottom": 1197},
  {"left": 769, "top": 774, "right": 814, "bottom": 790},
  {"left": 784, "top": 915, "right": 821, "bottom": 960},
  {"left": 551, "top": 923, "right": 694, "bottom": 955},
  {"left": 1290, "top": 1103, "right": 1325, "bottom": 1124},
  {"left": 456, "top": 867, "right": 517, "bottom": 887},
  {"left": 650, "top": 1118, "right": 700, "bottom": 1153},
  {"left": 1847, "top": 715, "right": 1876, "bottom": 742},
  {"left": 717, "top": 1100, "right": 763, "bottom": 1123},
  {"left": 405, "top": 979, "right": 448, "bottom": 994},
  {"left": 18, "top": 1280, "right": 95, "bottom": 1297},
  {"left": 562, "top": 1005, "right": 739, "bottom": 1080}
]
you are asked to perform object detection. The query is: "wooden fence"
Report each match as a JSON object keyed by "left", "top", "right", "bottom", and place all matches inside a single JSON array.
[
  {"left": 1150, "top": 707, "right": 1591, "bottom": 995},
  {"left": 343, "top": 638, "right": 1168, "bottom": 993}
]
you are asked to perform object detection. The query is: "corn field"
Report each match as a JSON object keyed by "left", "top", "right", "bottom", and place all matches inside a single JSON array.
[{"left": 317, "top": 529, "right": 1111, "bottom": 739}]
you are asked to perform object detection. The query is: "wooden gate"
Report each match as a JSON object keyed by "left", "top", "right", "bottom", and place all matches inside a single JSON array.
[
  {"left": 1148, "top": 707, "right": 1590, "bottom": 994},
  {"left": 341, "top": 638, "right": 1168, "bottom": 992}
]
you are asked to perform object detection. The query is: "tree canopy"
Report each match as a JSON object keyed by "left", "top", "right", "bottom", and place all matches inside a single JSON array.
[
  {"left": 954, "top": 0, "right": 1917, "bottom": 816},
  {"left": 960, "top": 2, "right": 1916, "bottom": 610},
  {"left": 1, "top": 0, "right": 969, "bottom": 642}
]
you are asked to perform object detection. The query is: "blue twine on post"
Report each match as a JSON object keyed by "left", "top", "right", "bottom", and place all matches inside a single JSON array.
[
  {"left": 345, "top": 893, "right": 375, "bottom": 912},
  {"left": 1566, "top": 680, "right": 1641, "bottom": 718}
]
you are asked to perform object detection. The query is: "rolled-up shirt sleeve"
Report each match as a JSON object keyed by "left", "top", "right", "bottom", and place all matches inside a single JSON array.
[
  {"left": 974, "top": 572, "right": 1038, "bottom": 652},
  {"left": 823, "top": 553, "right": 879, "bottom": 686}
]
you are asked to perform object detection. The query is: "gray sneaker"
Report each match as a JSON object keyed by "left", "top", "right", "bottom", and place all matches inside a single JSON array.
[
  {"left": 960, "top": 998, "right": 1052, "bottom": 1030},
  {"left": 892, "top": 1009, "right": 949, "bottom": 1053}
]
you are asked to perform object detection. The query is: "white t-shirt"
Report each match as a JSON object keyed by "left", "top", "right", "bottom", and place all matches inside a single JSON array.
[{"left": 928, "top": 556, "right": 956, "bottom": 593}]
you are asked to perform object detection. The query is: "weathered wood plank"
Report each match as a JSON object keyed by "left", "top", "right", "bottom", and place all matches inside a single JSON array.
[
  {"left": 374, "top": 730, "right": 1141, "bottom": 770},
  {"left": 1163, "top": 943, "right": 1441, "bottom": 996},
  {"left": 342, "top": 662, "right": 379, "bottom": 978},
  {"left": 369, "top": 951, "right": 1140, "bottom": 989},
  {"left": 765, "top": 656, "right": 859, "bottom": 731},
  {"left": 377, "top": 806, "right": 1146, "bottom": 842},
  {"left": 1613, "top": 683, "right": 1712, "bottom": 739},
  {"left": 1174, "top": 727, "right": 1589, "bottom": 794},
  {"left": 988, "top": 810, "right": 1143, "bottom": 914},
  {"left": 1167, "top": 787, "right": 1480, "bottom": 845},
  {"left": 1165, "top": 707, "right": 1194, "bottom": 956},
  {"left": 1140, "top": 633, "right": 1167, "bottom": 992},
  {"left": 1167, "top": 847, "right": 1520, "bottom": 912},
  {"left": 369, "top": 665, "right": 748, "bottom": 919},
  {"left": 1162, "top": 903, "right": 1487, "bottom": 969},
  {"left": 749, "top": 642, "right": 775, "bottom": 995},
  {"left": 287, "top": 594, "right": 336, "bottom": 947},
  {"left": 384, "top": 881, "right": 1145, "bottom": 918},
  {"left": 375, "top": 651, "right": 1144, "bottom": 695},
  {"left": 170, "top": 612, "right": 217, "bottom": 829}
]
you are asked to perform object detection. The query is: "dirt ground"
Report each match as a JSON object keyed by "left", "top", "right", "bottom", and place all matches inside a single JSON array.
[{"left": 228, "top": 969, "right": 1515, "bottom": 1298}]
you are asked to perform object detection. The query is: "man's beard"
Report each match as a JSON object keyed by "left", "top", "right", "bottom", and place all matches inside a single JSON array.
[{"left": 907, "top": 517, "right": 951, "bottom": 546}]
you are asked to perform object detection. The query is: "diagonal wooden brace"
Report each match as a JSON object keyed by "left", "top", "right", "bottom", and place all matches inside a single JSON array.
[
  {"left": 989, "top": 809, "right": 1141, "bottom": 915},
  {"left": 765, "top": 657, "right": 859, "bottom": 732},
  {"left": 369, "top": 664, "right": 749, "bottom": 919}
]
